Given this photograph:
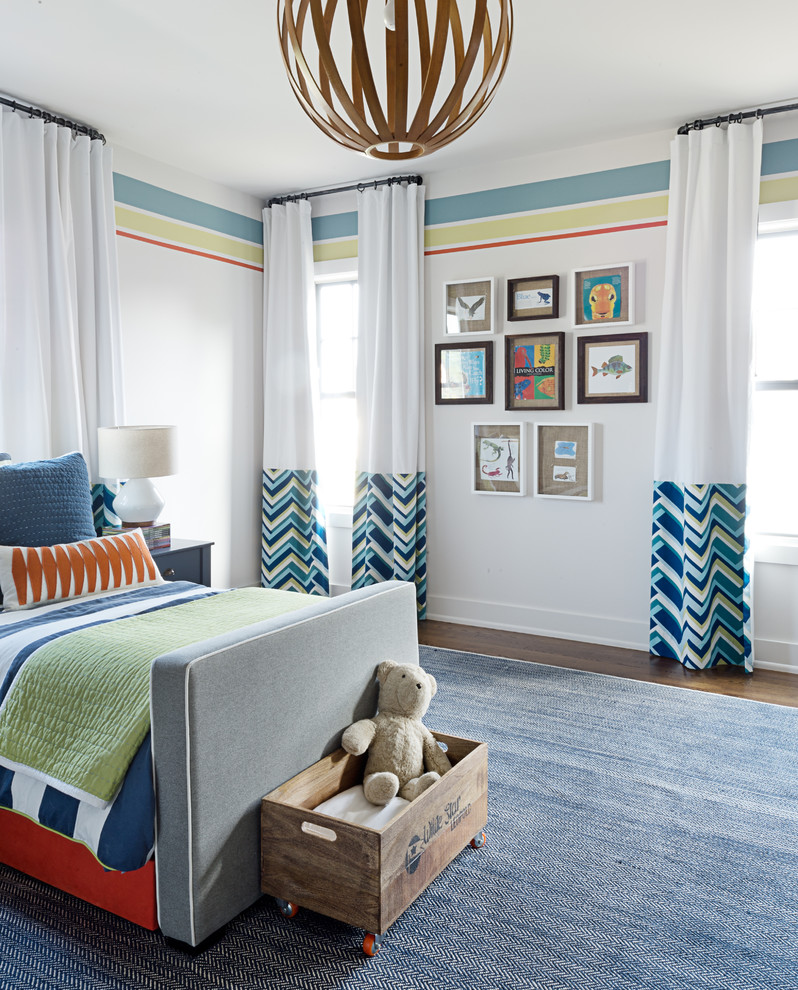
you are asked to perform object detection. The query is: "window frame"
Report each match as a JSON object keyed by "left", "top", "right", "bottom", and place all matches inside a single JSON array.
[
  {"left": 751, "top": 204, "right": 798, "bottom": 560},
  {"left": 313, "top": 269, "right": 358, "bottom": 520}
]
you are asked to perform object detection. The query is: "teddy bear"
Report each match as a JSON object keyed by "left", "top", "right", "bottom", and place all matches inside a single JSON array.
[{"left": 342, "top": 659, "right": 452, "bottom": 806}]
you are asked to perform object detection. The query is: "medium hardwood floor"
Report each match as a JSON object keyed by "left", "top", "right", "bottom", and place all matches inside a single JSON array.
[{"left": 418, "top": 620, "right": 798, "bottom": 709}]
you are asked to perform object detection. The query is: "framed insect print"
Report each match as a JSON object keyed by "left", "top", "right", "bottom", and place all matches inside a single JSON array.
[
  {"left": 572, "top": 263, "right": 634, "bottom": 328},
  {"left": 444, "top": 277, "right": 495, "bottom": 335},
  {"left": 472, "top": 423, "right": 525, "bottom": 496},
  {"left": 505, "top": 331, "right": 565, "bottom": 411},
  {"left": 507, "top": 275, "right": 559, "bottom": 321},
  {"left": 435, "top": 341, "right": 494, "bottom": 404},
  {"left": 577, "top": 332, "right": 648, "bottom": 403},
  {"left": 534, "top": 423, "right": 594, "bottom": 500}
]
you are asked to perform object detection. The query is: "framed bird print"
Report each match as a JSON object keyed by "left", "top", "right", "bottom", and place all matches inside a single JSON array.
[
  {"left": 577, "top": 332, "right": 648, "bottom": 403},
  {"left": 444, "top": 277, "right": 495, "bottom": 335},
  {"left": 572, "top": 263, "right": 634, "bottom": 328}
]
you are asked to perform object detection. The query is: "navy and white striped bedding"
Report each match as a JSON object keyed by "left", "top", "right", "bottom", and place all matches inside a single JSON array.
[{"left": 0, "top": 582, "right": 215, "bottom": 872}]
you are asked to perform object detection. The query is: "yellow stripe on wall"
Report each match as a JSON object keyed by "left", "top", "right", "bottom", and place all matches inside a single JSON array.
[
  {"left": 424, "top": 194, "right": 670, "bottom": 251},
  {"left": 115, "top": 206, "right": 264, "bottom": 267},
  {"left": 759, "top": 175, "right": 798, "bottom": 205},
  {"left": 313, "top": 238, "right": 358, "bottom": 263}
]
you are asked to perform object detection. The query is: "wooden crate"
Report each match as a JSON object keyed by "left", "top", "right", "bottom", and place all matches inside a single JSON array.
[{"left": 261, "top": 733, "right": 488, "bottom": 936}]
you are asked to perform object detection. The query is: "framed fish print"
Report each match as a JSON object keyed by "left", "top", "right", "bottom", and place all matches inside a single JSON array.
[
  {"left": 435, "top": 341, "right": 494, "bottom": 404},
  {"left": 507, "top": 275, "right": 559, "bottom": 321},
  {"left": 472, "top": 422, "right": 526, "bottom": 496},
  {"left": 577, "top": 332, "right": 648, "bottom": 404},
  {"left": 444, "top": 277, "right": 495, "bottom": 335},
  {"left": 572, "top": 262, "right": 634, "bottom": 328},
  {"left": 505, "top": 332, "right": 565, "bottom": 411},
  {"left": 534, "top": 423, "right": 594, "bottom": 500}
]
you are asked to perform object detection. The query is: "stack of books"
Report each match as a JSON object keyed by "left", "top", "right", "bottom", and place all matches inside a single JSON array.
[{"left": 103, "top": 523, "right": 171, "bottom": 551}]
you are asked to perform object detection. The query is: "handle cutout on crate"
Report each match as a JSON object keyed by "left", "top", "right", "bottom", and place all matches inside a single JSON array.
[{"left": 301, "top": 821, "right": 337, "bottom": 842}]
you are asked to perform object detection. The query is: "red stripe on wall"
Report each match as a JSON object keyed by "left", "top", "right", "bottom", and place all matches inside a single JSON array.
[
  {"left": 424, "top": 220, "right": 668, "bottom": 256},
  {"left": 116, "top": 230, "right": 264, "bottom": 272}
]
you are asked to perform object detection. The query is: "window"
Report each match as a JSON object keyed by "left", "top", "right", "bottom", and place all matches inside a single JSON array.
[
  {"left": 749, "top": 223, "right": 798, "bottom": 536},
  {"left": 315, "top": 277, "right": 358, "bottom": 510}
]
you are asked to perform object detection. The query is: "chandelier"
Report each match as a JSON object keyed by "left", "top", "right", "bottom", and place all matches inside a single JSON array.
[{"left": 277, "top": 0, "right": 513, "bottom": 161}]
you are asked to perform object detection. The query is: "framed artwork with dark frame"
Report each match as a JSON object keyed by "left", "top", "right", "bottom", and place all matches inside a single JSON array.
[
  {"left": 577, "top": 332, "right": 648, "bottom": 404},
  {"left": 472, "top": 422, "right": 525, "bottom": 496},
  {"left": 504, "top": 331, "right": 565, "bottom": 411},
  {"left": 572, "top": 262, "right": 634, "bottom": 328},
  {"left": 507, "top": 274, "right": 559, "bottom": 321},
  {"left": 435, "top": 341, "right": 494, "bottom": 405},
  {"left": 444, "top": 277, "right": 495, "bottom": 335},
  {"left": 534, "top": 423, "right": 594, "bottom": 500}
]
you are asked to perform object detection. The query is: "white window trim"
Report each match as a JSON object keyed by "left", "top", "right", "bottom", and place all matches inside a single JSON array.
[{"left": 751, "top": 205, "right": 798, "bottom": 561}]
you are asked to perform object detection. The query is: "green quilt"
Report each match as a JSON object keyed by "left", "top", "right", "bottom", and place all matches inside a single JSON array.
[{"left": 0, "top": 588, "right": 313, "bottom": 804}]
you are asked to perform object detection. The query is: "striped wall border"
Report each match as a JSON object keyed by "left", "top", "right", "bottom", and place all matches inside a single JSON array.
[
  {"left": 113, "top": 174, "right": 264, "bottom": 272},
  {"left": 114, "top": 137, "right": 798, "bottom": 269}
]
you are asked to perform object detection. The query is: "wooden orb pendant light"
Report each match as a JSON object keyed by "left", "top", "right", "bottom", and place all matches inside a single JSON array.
[{"left": 277, "top": 0, "right": 513, "bottom": 160}]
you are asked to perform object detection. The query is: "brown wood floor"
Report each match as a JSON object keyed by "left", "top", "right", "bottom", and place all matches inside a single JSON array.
[{"left": 418, "top": 620, "right": 798, "bottom": 710}]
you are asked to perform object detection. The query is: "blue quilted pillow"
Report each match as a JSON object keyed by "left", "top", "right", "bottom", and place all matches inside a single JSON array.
[{"left": 0, "top": 452, "right": 97, "bottom": 547}]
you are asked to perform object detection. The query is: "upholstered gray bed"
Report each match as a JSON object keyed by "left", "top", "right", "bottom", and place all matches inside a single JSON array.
[
  {"left": 150, "top": 578, "right": 419, "bottom": 946},
  {"left": 0, "top": 452, "right": 420, "bottom": 948}
]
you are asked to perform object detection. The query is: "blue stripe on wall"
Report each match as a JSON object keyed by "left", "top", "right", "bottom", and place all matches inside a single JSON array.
[
  {"left": 424, "top": 160, "right": 672, "bottom": 227},
  {"left": 311, "top": 211, "right": 358, "bottom": 241},
  {"left": 761, "top": 137, "right": 798, "bottom": 176},
  {"left": 113, "top": 173, "right": 263, "bottom": 245}
]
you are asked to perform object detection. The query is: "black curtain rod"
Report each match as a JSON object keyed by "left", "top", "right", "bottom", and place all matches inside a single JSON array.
[
  {"left": 268, "top": 173, "right": 422, "bottom": 207},
  {"left": 678, "top": 100, "right": 798, "bottom": 135},
  {"left": 0, "top": 95, "right": 105, "bottom": 143}
]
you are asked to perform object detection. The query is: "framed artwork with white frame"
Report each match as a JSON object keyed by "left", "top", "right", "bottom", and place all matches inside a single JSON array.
[
  {"left": 572, "top": 262, "right": 634, "bottom": 328},
  {"left": 534, "top": 423, "right": 594, "bottom": 500},
  {"left": 444, "top": 277, "right": 496, "bottom": 335},
  {"left": 472, "top": 422, "right": 525, "bottom": 495}
]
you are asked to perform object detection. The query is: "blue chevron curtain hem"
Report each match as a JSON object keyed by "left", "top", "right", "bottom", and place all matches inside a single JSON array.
[
  {"left": 91, "top": 482, "right": 120, "bottom": 533},
  {"left": 352, "top": 471, "right": 427, "bottom": 617},
  {"left": 650, "top": 481, "right": 752, "bottom": 672},
  {"left": 261, "top": 469, "right": 329, "bottom": 596}
]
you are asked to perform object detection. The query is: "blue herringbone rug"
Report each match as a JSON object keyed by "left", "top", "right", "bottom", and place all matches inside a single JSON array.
[{"left": 2, "top": 646, "right": 798, "bottom": 989}]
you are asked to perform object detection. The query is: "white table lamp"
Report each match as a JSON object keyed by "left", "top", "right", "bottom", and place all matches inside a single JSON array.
[{"left": 98, "top": 425, "right": 178, "bottom": 526}]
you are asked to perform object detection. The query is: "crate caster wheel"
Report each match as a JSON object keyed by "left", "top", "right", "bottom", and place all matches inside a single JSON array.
[
  {"left": 275, "top": 898, "right": 298, "bottom": 918},
  {"left": 362, "top": 932, "right": 383, "bottom": 956},
  {"left": 470, "top": 830, "right": 487, "bottom": 849}
]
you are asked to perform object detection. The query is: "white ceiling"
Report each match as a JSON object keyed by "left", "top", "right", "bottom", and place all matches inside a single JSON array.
[{"left": 2, "top": 0, "right": 798, "bottom": 202}]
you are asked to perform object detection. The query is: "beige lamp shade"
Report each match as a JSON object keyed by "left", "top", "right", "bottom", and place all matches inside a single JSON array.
[
  {"left": 97, "top": 426, "right": 178, "bottom": 480},
  {"left": 98, "top": 426, "right": 178, "bottom": 526}
]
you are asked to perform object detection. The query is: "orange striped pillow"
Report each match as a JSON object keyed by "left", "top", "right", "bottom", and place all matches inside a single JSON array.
[{"left": 0, "top": 530, "right": 164, "bottom": 611}]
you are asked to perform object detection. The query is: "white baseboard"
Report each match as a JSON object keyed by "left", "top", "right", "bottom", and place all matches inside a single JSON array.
[
  {"left": 425, "top": 594, "right": 650, "bottom": 652},
  {"left": 426, "top": 595, "right": 797, "bottom": 676},
  {"left": 753, "top": 638, "right": 798, "bottom": 674}
]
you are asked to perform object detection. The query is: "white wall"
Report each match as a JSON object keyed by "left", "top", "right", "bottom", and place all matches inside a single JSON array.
[
  {"left": 112, "top": 147, "right": 264, "bottom": 589},
  {"left": 423, "top": 133, "right": 670, "bottom": 650}
]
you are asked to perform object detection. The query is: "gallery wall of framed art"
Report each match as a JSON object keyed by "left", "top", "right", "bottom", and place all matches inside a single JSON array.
[{"left": 434, "top": 261, "right": 647, "bottom": 504}]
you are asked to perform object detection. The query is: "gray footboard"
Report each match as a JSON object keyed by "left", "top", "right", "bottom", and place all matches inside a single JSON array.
[{"left": 149, "top": 580, "right": 418, "bottom": 947}]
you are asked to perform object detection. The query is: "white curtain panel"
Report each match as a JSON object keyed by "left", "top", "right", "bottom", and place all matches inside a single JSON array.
[
  {"left": 353, "top": 182, "right": 427, "bottom": 614},
  {"left": 355, "top": 182, "right": 425, "bottom": 473},
  {"left": 651, "top": 119, "right": 762, "bottom": 672},
  {"left": 262, "top": 200, "right": 318, "bottom": 470},
  {"left": 0, "top": 109, "right": 124, "bottom": 476},
  {"left": 654, "top": 120, "right": 763, "bottom": 482},
  {"left": 261, "top": 199, "right": 328, "bottom": 595}
]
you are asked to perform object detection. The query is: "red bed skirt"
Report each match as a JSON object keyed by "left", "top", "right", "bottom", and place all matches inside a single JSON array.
[{"left": 0, "top": 807, "right": 158, "bottom": 930}]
